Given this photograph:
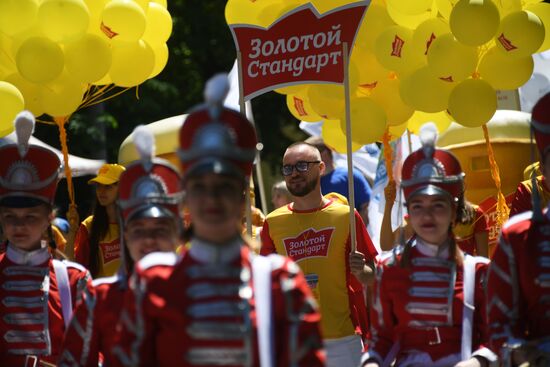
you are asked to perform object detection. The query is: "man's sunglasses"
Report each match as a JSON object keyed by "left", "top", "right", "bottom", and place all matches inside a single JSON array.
[{"left": 281, "top": 161, "right": 320, "bottom": 176}]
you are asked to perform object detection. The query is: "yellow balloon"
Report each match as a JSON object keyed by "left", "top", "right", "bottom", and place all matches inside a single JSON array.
[
  {"left": 65, "top": 34, "right": 111, "bottom": 83},
  {"left": 149, "top": 42, "right": 169, "bottom": 79},
  {"left": 322, "top": 119, "right": 363, "bottom": 153},
  {"left": 450, "top": 0, "right": 500, "bottom": 46},
  {"left": 0, "top": 0, "right": 38, "bottom": 36},
  {"left": 109, "top": 39, "right": 154, "bottom": 87},
  {"left": 354, "top": 1, "right": 394, "bottom": 51},
  {"left": 307, "top": 84, "right": 345, "bottom": 120},
  {"left": 387, "top": 121, "right": 408, "bottom": 140},
  {"left": 400, "top": 66, "right": 455, "bottom": 113},
  {"left": 101, "top": 0, "right": 146, "bottom": 41},
  {"left": 40, "top": 73, "right": 85, "bottom": 117},
  {"left": 386, "top": 2, "right": 437, "bottom": 29},
  {"left": 343, "top": 97, "right": 387, "bottom": 145},
  {"left": 9, "top": 25, "right": 42, "bottom": 58},
  {"left": 495, "top": 10, "right": 545, "bottom": 58},
  {"left": 387, "top": 0, "right": 432, "bottom": 15},
  {"left": 142, "top": 2, "right": 172, "bottom": 45},
  {"left": 84, "top": 0, "right": 108, "bottom": 34},
  {"left": 370, "top": 77, "right": 414, "bottom": 126},
  {"left": 255, "top": 2, "right": 299, "bottom": 27},
  {"left": 375, "top": 26, "right": 424, "bottom": 74},
  {"left": 225, "top": 0, "right": 300, "bottom": 26},
  {"left": 0, "top": 34, "right": 17, "bottom": 79},
  {"left": 411, "top": 18, "right": 450, "bottom": 62},
  {"left": 427, "top": 33, "right": 477, "bottom": 82},
  {"left": 478, "top": 46, "right": 534, "bottom": 90},
  {"left": 274, "top": 85, "right": 307, "bottom": 95},
  {"left": 16, "top": 36, "right": 64, "bottom": 84},
  {"left": 133, "top": 0, "right": 148, "bottom": 10},
  {"left": 0, "top": 81, "right": 24, "bottom": 137},
  {"left": 435, "top": 0, "right": 455, "bottom": 20},
  {"left": 495, "top": 0, "right": 522, "bottom": 17},
  {"left": 4, "top": 73, "right": 45, "bottom": 116},
  {"left": 38, "top": 0, "right": 90, "bottom": 42},
  {"left": 225, "top": 0, "right": 259, "bottom": 25},
  {"left": 286, "top": 93, "right": 323, "bottom": 122},
  {"left": 151, "top": 0, "right": 167, "bottom": 8},
  {"left": 351, "top": 46, "right": 389, "bottom": 89},
  {"left": 93, "top": 72, "right": 112, "bottom": 86},
  {"left": 526, "top": 3, "right": 550, "bottom": 52},
  {"left": 448, "top": 79, "right": 497, "bottom": 128},
  {"left": 310, "top": 0, "right": 353, "bottom": 13},
  {"left": 407, "top": 110, "right": 452, "bottom": 134}
]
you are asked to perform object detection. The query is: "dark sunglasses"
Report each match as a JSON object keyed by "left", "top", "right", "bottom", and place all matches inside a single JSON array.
[{"left": 281, "top": 161, "right": 320, "bottom": 176}]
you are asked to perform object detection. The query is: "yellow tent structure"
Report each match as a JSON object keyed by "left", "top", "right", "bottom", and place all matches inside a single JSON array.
[
  {"left": 118, "top": 114, "right": 187, "bottom": 169},
  {"left": 437, "top": 110, "right": 535, "bottom": 205}
]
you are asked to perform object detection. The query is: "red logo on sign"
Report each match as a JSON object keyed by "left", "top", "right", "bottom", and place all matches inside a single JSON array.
[
  {"left": 391, "top": 35, "right": 405, "bottom": 57},
  {"left": 497, "top": 33, "right": 517, "bottom": 51},
  {"left": 293, "top": 96, "right": 307, "bottom": 116},
  {"left": 283, "top": 227, "right": 334, "bottom": 262},
  {"left": 100, "top": 241, "right": 121, "bottom": 263},
  {"left": 230, "top": 2, "right": 369, "bottom": 100}
]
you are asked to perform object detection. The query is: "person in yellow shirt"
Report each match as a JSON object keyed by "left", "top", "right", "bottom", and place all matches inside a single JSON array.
[
  {"left": 74, "top": 163, "right": 125, "bottom": 278},
  {"left": 261, "top": 141, "right": 378, "bottom": 367}
]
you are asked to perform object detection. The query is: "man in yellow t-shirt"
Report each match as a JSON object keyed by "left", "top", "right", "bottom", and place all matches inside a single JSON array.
[{"left": 261, "top": 142, "right": 378, "bottom": 367}]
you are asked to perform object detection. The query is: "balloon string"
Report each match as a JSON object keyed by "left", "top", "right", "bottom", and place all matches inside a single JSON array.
[
  {"left": 382, "top": 127, "right": 393, "bottom": 183},
  {"left": 35, "top": 119, "right": 57, "bottom": 126},
  {"left": 474, "top": 41, "right": 494, "bottom": 75},
  {"left": 80, "top": 84, "right": 116, "bottom": 106},
  {"left": 482, "top": 123, "right": 510, "bottom": 227},
  {"left": 80, "top": 86, "right": 132, "bottom": 108},
  {"left": 53, "top": 116, "right": 75, "bottom": 207}
]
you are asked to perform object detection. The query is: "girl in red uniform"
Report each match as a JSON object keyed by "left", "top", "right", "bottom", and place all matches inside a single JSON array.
[
  {"left": 0, "top": 111, "right": 92, "bottom": 365},
  {"left": 362, "top": 125, "right": 496, "bottom": 367},
  {"left": 113, "top": 74, "right": 324, "bottom": 367},
  {"left": 58, "top": 126, "right": 183, "bottom": 366}
]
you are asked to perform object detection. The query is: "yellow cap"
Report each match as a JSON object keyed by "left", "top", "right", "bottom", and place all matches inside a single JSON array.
[{"left": 88, "top": 164, "right": 126, "bottom": 185}]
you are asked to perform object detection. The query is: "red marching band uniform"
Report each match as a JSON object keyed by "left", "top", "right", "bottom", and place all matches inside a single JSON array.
[
  {"left": 486, "top": 93, "right": 550, "bottom": 365},
  {"left": 112, "top": 74, "right": 324, "bottom": 366},
  {"left": 361, "top": 130, "right": 496, "bottom": 366},
  {"left": 58, "top": 128, "right": 183, "bottom": 366},
  {"left": 0, "top": 112, "right": 92, "bottom": 366}
]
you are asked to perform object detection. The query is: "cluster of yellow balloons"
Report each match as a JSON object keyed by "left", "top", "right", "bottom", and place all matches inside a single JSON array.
[
  {"left": 0, "top": 0, "right": 171, "bottom": 135},
  {"left": 226, "top": 0, "right": 549, "bottom": 152}
]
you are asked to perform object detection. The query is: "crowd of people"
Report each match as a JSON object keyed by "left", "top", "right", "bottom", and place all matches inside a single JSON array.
[{"left": 0, "top": 74, "right": 548, "bottom": 367}]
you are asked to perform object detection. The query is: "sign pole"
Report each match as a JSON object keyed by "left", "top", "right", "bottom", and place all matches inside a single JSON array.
[
  {"left": 238, "top": 50, "right": 253, "bottom": 237},
  {"left": 342, "top": 42, "right": 357, "bottom": 253},
  {"left": 245, "top": 103, "right": 269, "bottom": 215}
]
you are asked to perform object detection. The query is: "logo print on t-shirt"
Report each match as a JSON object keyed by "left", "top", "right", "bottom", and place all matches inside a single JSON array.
[
  {"left": 100, "top": 241, "right": 120, "bottom": 263},
  {"left": 283, "top": 227, "right": 334, "bottom": 262}
]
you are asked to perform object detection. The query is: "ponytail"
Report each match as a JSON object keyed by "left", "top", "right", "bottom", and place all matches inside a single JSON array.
[{"left": 88, "top": 200, "right": 109, "bottom": 277}]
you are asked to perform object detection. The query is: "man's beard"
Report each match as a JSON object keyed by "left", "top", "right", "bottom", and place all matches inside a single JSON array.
[{"left": 287, "top": 176, "right": 317, "bottom": 197}]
